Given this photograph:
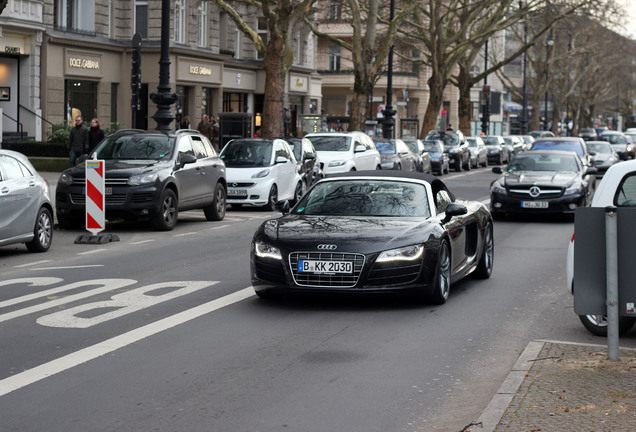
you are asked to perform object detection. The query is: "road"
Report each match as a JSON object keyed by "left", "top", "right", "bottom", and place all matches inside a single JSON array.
[{"left": 1, "top": 167, "right": 634, "bottom": 432}]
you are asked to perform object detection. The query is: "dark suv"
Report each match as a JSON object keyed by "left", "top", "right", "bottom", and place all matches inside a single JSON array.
[
  {"left": 425, "top": 130, "right": 470, "bottom": 171},
  {"left": 56, "top": 129, "right": 227, "bottom": 231}
]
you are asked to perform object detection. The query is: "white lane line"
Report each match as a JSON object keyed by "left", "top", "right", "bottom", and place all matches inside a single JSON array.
[
  {"left": 130, "top": 240, "right": 155, "bottom": 245},
  {"left": 173, "top": 231, "right": 198, "bottom": 237},
  {"left": 32, "top": 265, "right": 104, "bottom": 270},
  {"left": 0, "top": 287, "right": 255, "bottom": 397},
  {"left": 208, "top": 224, "right": 230, "bottom": 230},
  {"left": 77, "top": 249, "right": 107, "bottom": 255},
  {"left": 13, "top": 260, "right": 52, "bottom": 268}
]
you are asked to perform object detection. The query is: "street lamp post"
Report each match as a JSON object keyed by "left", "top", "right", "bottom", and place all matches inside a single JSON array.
[
  {"left": 519, "top": 1, "right": 528, "bottom": 135},
  {"left": 481, "top": 39, "right": 490, "bottom": 134},
  {"left": 382, "top": 0, "right": 396, "bottom": 139},
  {"left": 544, "top": 29, "right": 555, "bottom": 131}
]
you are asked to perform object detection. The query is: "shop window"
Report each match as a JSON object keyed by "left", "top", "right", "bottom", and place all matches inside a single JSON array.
[
  {"left": 175, "top": 86, "right": 189, "bottom": 117},
  {"left": 198, "top": 2, "right": 208, "bottom": 47},
  {"left": 174, "top": 0, "right": 186, "bottom": 44},
  {"left": 329, "top": 45, "right": 341, "bottom": 71},
  {"left": 135, "top": 1, "right": 148, "bottom": 39},
  {"left": 56, "top": 0, "right": 95, "bottom": 33},
  {"left": 223, "top": 93, "right": 247, "bottom": 113},
  {"left": 65, "top": 80, "right": 97, "bottom": 124},
  {"left": 201, "top": 87, "right": 214, "bottom": 117}
]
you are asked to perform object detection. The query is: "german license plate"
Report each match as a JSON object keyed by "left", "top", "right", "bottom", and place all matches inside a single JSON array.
[
  {"left": 298, "top": 260, "right": 353, "bottom": 274},
  {"left": 521, "top": 201, "right": 548, "bottom": 208},
  {"left": 228, "top": 189, "right": 247, "bottom": 197}
]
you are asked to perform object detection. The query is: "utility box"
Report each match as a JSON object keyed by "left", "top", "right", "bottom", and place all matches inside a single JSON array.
[{"left": 573, "top": 207, "right": 636, "bottom": 317}]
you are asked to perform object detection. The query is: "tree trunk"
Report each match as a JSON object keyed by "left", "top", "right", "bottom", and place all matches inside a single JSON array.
[
  {"left": 419, "top": 72, "right": 446, "bottom": 138},
  {"left": 349, "top": 71, "right": 372, "bottom": 132},
  {"left": 457, "top": 66, "right": 473, "bottom": 136},
  {"left": 261, "top": 33, "right": 287, "bottom": 138}
]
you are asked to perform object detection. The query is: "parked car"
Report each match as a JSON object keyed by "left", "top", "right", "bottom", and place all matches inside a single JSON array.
[
  {"left": 305, "top": 131, "right": 381, "bottom": 174},
  {"left": 373, "top": 138, "right": 418, "bottom": 171},
  {"left": 530, "top": 137, "right": 596, "bottom": 169},
  {"left": 56, "top": 129, "right": 227, "bottom": 231},
  {"left": 422, "top": 139, "right": 449, "bottom": 175},
  {"left": 481, "top": 135, "right": 510, "bottom": 165},
  {"left": 251, "top": 171, "right": 494, "bottom": 303},
  {"left": 597, "top": 131, "right": 635, "bottom": 160},
  {"left": 466, "top": 136, "right": 488, "bottom": 168},
  {"left": 514, "top": 135, "right": 535, "bottom": 151},
  {"left": 402, "top": 139, "right": 433, "bottom": 174},
  {"left": 578, "top": 127, "right": 598, "bottom": 141},
  {"left": 490, "top": 150, "right": 597, "bottom": 218},
  {"left": 503, "top": 136, "right": 525, "bottom": 156},
  {"left": 584, "top": 141, "right": 619, "bottom": 175},
  {"left": 220, "top": 138, "right": 302, "bottom": 210},
  {"left": 283, "top": 137, "right": 323, "bottom": 191},
  {"left": 425, "top": 130, "right": 470, "bottom": 171},
  {"left": 566, "top": 160, "right": 636, "bottom": 336},
  {"left": 0, "top": 149, "right": 54, "bottom": 252}
]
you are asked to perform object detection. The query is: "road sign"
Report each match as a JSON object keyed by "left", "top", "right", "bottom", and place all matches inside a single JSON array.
[{"left": 85, "top": 159, "right": 105, "bottom": 235}]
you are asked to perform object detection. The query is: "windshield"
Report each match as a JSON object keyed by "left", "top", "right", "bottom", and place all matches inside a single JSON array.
[
  {"left": 285, "top": 139, "right": 302, "bottom": 161},
  {"left": 422, "top": 141, "right": 442, "bottom": 152},
  {"left": 403, "top": 141, "right": 420, "bottom": 154},
  {"left": 482, "top": 137, "right": 500, "bottom": 146},
  {"left": 467, "top": 139, "right": 478, "bottom": 147},
  {"left": 599, "top": 134, "right": 628, "bottom": 145},
  {"left": 295, "top": 180, "right": 430, "bottom": 217},
  {"left": 220, "top": 140, "right": 273, "bottom": 167},
  {"left": 587, "top": 142, "right": 613, "bottom": 153},
  {"left": 507, "top": 153, "right": 580, "bottom": 173},
  {"left": 307, "top": 136, "right": 352, "bottom": 152},
  {"left": 531, "top": 140, "right": 585, "bottom": 156},
  {"left": 94, "top": 135, "right": 174, "bottom": 160},
  {"left": 425, "top": 131, "right": 459, "bottom": 148},
  {"left": 374, "top": 141, "right": 396, "bottom": 154}
]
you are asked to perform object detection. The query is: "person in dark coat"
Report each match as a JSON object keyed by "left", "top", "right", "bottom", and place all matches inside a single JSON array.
[
  {"left": 68, "top": 115, "right": 90, "bottom": 167},
  {"left": 88, "top": 118, "right": 105, "bottom": 154}
]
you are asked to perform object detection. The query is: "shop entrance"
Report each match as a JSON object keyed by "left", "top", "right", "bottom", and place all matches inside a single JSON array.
[{"left": 65, "top": 80, "right": 97, "bottom": 123}]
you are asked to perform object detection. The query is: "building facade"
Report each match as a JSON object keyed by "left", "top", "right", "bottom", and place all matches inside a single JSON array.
[{"left": 0, "top": 0, "right": 322, "bottom": 144}]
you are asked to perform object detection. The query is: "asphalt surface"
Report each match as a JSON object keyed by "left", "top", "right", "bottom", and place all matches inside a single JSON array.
[{"left": 40, "top": 171, "right": 636, "bottom": 431}]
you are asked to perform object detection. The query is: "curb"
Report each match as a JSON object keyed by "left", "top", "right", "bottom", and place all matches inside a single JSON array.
[{"left": 477, "top": 340, "right": 545, "bottom": 431}]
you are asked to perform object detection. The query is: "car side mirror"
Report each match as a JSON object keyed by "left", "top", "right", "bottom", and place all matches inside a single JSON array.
[
  {"left": 585, "top": 167, "right": 598, "bottom": 176},
  {"left": 442, "top": 202, "right": 468, "bottom": 224},
  {"left": 275, "top": 156, "right": 289, "bottom": 164},
  {"left": 275, "top": 200, "right": 290, "bottom": 214},
  {"left": 179, "top": 153, "right": 197, "bottom": 168},
  {"left": 304, "top": 153, "right": 316, "bottom": 161},
  {"left": 588, "top": 151, "right": 596, "bottom": 156},
  {"left": 354, "top": 144, "right": 366, "bottom": 153},
  {"left": 492, "top": 167, "right": 503, "bottom": 174}
]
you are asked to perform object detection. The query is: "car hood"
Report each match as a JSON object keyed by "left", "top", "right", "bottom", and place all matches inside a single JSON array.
[
  {"left": 226, "top": 166, "right": 277, "bottom": 182},
  {"left": 500, "top": 171, "right": 579, "bottom": 186},
  {"left": 65, "top": 160, "right": 171, "bottom": 177},
  {"left": 255, "top": 215, "right": 435, "bottom": 254},
  {"left": 315, "top": 150, "right": 353, "bottom": 164}
]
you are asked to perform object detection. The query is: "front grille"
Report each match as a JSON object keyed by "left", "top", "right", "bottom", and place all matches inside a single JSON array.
[
  {"left": 289, "top": 252, "right": 365, "bottom": 288},
  {"left": 229, "top": 182, "right": 255, "bottom": 188},
  {"left": 509, "top": 186, "right": 563, "bottom": 198},
  {"left": 71, "top": 177, "right": 130, "bottom": 186},
  {"left": 70, "top": 194, "right": 127, "bottom": 205}
]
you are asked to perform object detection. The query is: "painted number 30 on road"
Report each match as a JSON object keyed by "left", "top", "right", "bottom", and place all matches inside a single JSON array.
[{"left": 0, "top": 277, "right": 218, "bottom": 329}]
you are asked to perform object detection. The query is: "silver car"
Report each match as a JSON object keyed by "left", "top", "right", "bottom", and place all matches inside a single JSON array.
[{"left": 0, "top": 149, "right": 54, "bottom": 252}]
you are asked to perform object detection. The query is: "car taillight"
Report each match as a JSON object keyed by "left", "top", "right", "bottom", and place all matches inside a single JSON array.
[{"left": 571, "top": 232, "right": 575, "bottom": 243}]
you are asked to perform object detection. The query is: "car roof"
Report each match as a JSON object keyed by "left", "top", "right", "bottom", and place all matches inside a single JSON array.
[
  {"left": 524, "top": 149, "right": 579, "bottom": 156},
  {"left": 324, "top": 170, "right": 456, "bottom": 201},
  {"left": 0, "top": 149, "right": 37, "bottom": 169}
]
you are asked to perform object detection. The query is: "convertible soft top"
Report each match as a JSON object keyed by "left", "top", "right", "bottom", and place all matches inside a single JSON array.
[{"left": 324, "top": 170, "right": 456, "bottom": 202}]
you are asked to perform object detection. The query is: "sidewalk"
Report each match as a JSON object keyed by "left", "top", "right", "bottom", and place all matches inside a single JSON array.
[{"left": 477, "top": 340, "right": 636, "bottom": 431}]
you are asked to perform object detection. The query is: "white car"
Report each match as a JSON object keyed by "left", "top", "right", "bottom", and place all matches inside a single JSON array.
[
  {"left": 566, "top": 159, "right": 636, "bottom": 335},
  {"left": 305, "top": 131, "right": 381, "bottom": 174},
  {"left": 220, "top": 138, "right": 302, "bottom": 210}
]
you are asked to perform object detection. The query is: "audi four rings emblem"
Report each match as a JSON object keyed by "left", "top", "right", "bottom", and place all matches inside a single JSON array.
[
  {"left": 529, "top": 186, "right": 541, "bottom": 198},
  {"left": 317, "top": 244, "right": 337, "bottom": 250}
]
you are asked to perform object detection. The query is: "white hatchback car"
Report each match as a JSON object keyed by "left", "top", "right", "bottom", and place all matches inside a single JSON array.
[
  {"left": 305, "top": 131, "right": 381, "bottom": 174},
  {"left": 220, "top": 138, "right": 302, "bottom": 210},
  {"left": 566, "top": 159, "right": 636, "bottom": 335}
]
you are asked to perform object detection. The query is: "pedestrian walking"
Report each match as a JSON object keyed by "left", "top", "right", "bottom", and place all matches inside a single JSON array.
[
  {"left": 88, "top": 118, "right": 105, "bottom": 154},
  {"left": 180, "top": 115, "right": 191, "bottom": 130},
  {"left": 68, "top": 115, "right": 89, "bottom": 167},
  {"left": 210, "top": 115, "right": 221, "bottom": 151},
  {"left": 197, "top": 114, "right": 211, "bottom": 139}
]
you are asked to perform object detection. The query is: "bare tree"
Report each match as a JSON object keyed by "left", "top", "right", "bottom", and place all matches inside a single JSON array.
[{"left": 205, "top": 0, "right": 317, "bottom": 138}]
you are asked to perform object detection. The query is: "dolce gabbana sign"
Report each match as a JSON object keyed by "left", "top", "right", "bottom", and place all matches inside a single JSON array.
[
  {"left": 177, "top": 57, "right": 221, "bottom": 84},
  {"left": 65, "top": 50, "right": 103, "bottom": 78}
]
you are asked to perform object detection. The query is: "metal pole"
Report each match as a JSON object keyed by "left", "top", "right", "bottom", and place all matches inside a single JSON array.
[
  {"left": 605, "top": 206, "right": 619, "bottom": 361},
  {"left": 481, "top": 40, "right": 489, "bottom": 134},
  {"left": 520, "top": 22, "right": 528, "bottom": 135},
  {"left": 149, "top": 0, "right": 177, "bottom": 132},
  {"left": 382, "top": 0, "right": 395, "bottom": 139}
]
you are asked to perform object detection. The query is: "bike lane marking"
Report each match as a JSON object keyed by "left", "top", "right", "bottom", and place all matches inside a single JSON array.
[{"left": 0, "top": 286, "right": 254, "bottom": 397}]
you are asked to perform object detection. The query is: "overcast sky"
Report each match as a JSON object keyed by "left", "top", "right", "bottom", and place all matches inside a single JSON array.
[{"left": 619, "top": 0, "right": 636, "bottom": 39}]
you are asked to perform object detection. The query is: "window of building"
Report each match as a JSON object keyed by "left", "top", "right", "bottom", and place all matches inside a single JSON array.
[
  {"left": 198, "top": 2, "right": 208, "bottom": 47},
  {"left": 256, "top": 17, "right": 268, "bottom": 60},
  {"left": 174, "top": 0, "right": 186, "bottom": 44},
  {"left": 201, "top": 87, "right": 214, "bottom": 117},
  {"left": 328, "top": 45, "right": 341, "bottom": 71},
  {"left": 111, "top": 83, "right": 118, "bottom": 124},
  {"left": 56, "top": 0, "right": 95, "bottom": 33},
  {"left": 223, "top": 92, "right": 247, "bottom": 113},
  {"left": 175, "top": 85, "right": 189, "bottom": 116},
  {"left": 235, "top": 29, "right": 241, "bottom": 58},
  {"left": 328, "top": 1, "right": 342, "bottom": 20},
  {"left": 65, "top": 80, "right": 97, "bottom": 124},
  {"left": 135, "top": 1, "right": 148, "bottom": 39}
]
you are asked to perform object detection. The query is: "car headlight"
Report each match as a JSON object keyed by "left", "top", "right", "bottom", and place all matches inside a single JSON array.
[
  {"left": 448, "top": 148, "right": 458, "bottom": 154},
  {"left": 491, "top": 181, "right": 506, "bottom": 195},
  {"left": 564, "top": 183, "right": 583, "bottom": 196},
  {"left": 328, "top": 160, "right": 347, "bottom": 167},
  {"left": 254, "top": 241, "right": 282, "bottom": 260},
  {"left": 252, "top": 169, "right": 271, "bottom": 179},
  {"left": 376, "top": 245, "right": 424, "bottom": 263},
  {"left": 127, "top": 172, "right": 158, "bottom": 186},
  {"left": 59, "top": 172, "right": 74, "bottom": 186}
]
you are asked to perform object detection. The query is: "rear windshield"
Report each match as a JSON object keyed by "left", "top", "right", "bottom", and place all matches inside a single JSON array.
[
  {"left": 532, "top": 141, "right": 584, "bottom": 156},
  {"left": 307, "top": 136, "right": 352, "bottom": 152},
  {"left": 375, "top": 141, "right": 396, "bottom": 154}
]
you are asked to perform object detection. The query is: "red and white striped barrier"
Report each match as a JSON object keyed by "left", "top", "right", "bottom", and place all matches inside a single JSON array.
[{"left": 85, "top": 159, "right": 105, "bottom": 235}]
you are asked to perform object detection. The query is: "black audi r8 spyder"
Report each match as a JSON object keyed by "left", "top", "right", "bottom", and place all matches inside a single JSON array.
[{"left": 250, "top": 171, "right": 494, "bottom": 304}]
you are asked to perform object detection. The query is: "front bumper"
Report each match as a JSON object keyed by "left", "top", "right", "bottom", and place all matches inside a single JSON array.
[
  {"left": 226, "top": 178, "right": 275, "bottom": 207},
  {"left": 490, "top": 191, "right": 587, "bottom": 215}
]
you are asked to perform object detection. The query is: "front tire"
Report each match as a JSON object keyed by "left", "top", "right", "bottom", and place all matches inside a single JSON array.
[
  {"left": 292, "top": 182, "right": 304, "bottom": 205},
  {"left": 579, "top": 315, "right": 636, "bottom": 336},
  {"left": 264, "top": 185, "right": 278, "bottom": 211},
  {"left": 455, "top": 159, "right": 462, "bottom": 172},
  {"left": 152, "top": 189, "right": 178, "bottom": 231},
  {"left": 204, "top": 183, "right": 226, "bottom": 221},
  {"left": 473, "top": 223, "right": 494, "bottom": 279},
  {"left": 26, "top": 207, "right": 53, "bottom": 252},
  {"left": 430, "top": 241, "right": 451, "bottom": 304}
]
